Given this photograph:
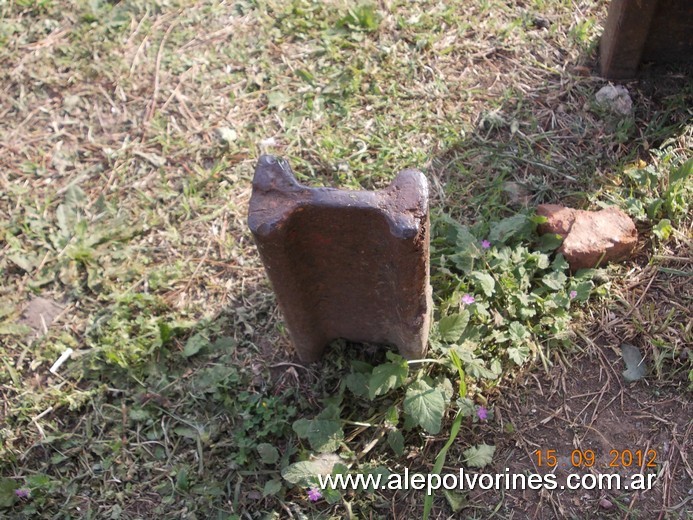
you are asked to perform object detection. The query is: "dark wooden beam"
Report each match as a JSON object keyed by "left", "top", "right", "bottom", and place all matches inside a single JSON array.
[{"left": 600, "top": 0, "right": 659, "bottom": 79}]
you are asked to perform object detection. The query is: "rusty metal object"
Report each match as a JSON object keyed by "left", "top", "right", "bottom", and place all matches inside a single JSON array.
[{"left": 248, "top": 155, "right": 431, "bottom": 362}]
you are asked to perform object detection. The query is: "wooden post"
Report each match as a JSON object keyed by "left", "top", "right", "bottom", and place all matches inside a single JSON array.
[
  {"left": 601, "top": 0, "right": 693, "bottom": 79},
  {"left": 600, "top": 0, "right": 659, "bottom": 79}
]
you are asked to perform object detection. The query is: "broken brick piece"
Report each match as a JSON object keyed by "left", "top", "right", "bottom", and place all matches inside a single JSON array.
[
  {"left": 248, "top": 155, "right": 432, "bottom": 362},
  {"left": 537, "top": 204, "right": 638, "bottom": 271}
]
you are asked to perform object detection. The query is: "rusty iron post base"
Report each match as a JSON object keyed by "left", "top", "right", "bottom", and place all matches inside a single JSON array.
[{"left": 248, "top": 155, "right": 432, "bottom": 362}]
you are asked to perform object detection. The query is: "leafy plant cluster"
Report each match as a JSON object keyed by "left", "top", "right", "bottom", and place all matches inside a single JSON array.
[
  {"left": 279, "top": 212, "right": 596, "bottom": 513},
  {"left": 3, "top": 184, "right": 139, "bottom": 296},
  {"left": 616, "top": 141, "right": 692, "bottom": 241},
  {"left": 430, "top": 213, "right": 597, "bottom": 372}
]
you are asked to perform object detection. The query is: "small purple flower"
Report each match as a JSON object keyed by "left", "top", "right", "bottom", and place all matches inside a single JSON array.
[
  {"left": 477, "top": 406, "right": 488, "bottom": 421},
  {"left": 15, "top": 488, "right": 30, "bottom": 499},
  {"left": 569, "top": 290, "right": 577, "bottom": 299},
  {"left": 307, "top": 487, "right": 322, "bottom": 502},
  {"left": 461, "top": 294, "right": 475, "bottom": 305},
  {"left": 481, "top": 239, "right": 491, "bottom": 250}
]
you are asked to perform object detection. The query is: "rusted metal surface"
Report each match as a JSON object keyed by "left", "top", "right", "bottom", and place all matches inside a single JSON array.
[{"left": 248, "top": 155, "right": 431, "bottom": 362}]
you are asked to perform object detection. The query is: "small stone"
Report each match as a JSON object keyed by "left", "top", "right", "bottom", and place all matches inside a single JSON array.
[
  {"left": 599, "top": 497, "right": 613, "bottom": 509},
  {"left": 595, "top": 84, "right": 632, "bottom": 115},
  {"left": 537, "top": 204, "right": 638, "bottom": 271},
  {"left": 502, "top": 181, "right": 532, "bottom": 207},
  {"left": 217, "top": 126, "right": 237, "bottom": 144},
  {"left": 532, "top": 17, "right": 550, "bottom": 29}
]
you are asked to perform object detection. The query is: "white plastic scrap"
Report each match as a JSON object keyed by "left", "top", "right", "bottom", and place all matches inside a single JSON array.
[{"left": 49, "top": 348, "right": 74, "bottom": 375}]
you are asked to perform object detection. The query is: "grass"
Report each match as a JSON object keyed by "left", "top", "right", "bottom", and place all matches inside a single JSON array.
[{"left": 0, "top": 0, "right": 691, "bottom": 518}]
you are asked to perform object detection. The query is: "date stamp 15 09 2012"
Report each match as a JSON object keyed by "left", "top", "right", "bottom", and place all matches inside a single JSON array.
[{"left": 533, "top": 449, "right": 658, "bottom": 469}]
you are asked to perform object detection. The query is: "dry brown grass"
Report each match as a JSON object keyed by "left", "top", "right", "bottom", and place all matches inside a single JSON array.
[{"left": 0, "top": 0, "right": 690, "bottom": 517}]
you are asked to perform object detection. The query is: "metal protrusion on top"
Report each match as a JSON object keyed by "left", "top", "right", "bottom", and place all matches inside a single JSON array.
[{"left": 248, "top": 155, "right": 432, "bottom": 362}]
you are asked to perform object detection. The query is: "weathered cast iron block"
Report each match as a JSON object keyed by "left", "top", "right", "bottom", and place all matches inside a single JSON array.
[{"left": 248, "top": 155, "right": 432, "bottom": 362}]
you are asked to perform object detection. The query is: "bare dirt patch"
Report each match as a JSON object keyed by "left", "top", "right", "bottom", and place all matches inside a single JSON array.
[{"left": 482, "top": 347, "right": 691, "bottom": 519}]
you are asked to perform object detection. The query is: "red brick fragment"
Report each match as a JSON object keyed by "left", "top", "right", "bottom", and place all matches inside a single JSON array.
[{"left": 537, "top": 204, "right": 638, "bottom": 271}]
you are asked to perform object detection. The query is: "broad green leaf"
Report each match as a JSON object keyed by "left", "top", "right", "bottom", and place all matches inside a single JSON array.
[
  {"left": 322, "top": 485, "right": 343, "bottom": 504},
  {"left": 403, "top": 379, "right": 445, "bottom": 434},
  {"left": 217, "top": 126, "right": 237, "bottom": 144},
  {"left": 447, "top": 224, "right": 480, "bottom": 274},
  {"left": 263, "top": 479, "right": 282, "bottom": 497},
  {"left": 281, "top": 454, "right": 342, "bottom": 485},
  {"left": 624, "top": 197, "right": 646, "bottom": 219},
  {"left": 444, "top": 489, "right": 467, "bottom": 513},
  {"left": 212, "top": 336, "right": 236, "bottom": 351},
  {"left": 387, "top": 430, "right": 404, "bottom": 456},
  {"left": 368, "top": 355, "right": 408, "bottom": 399},
  {"left": 533, "top": 252, "right": 551, "bottom": 269},
  {"left": 128, "top": 408, "right": 150, "bottom": 422},
  {"left": 652, "top": 219, "right": 672, "bottom": 240},
  {"left": 257, "top": 443, "right": 279, "bottom": 464},
  {"left": 317, "top": 399, "right": 342, "bottom": 421},
  {"left": 463, "top": 444, "right": 496, "bottom": 468},
  {"left": 292, "top": 418, "right": 344, "bottom": 453},
  {"left": 489, "top": 214, "right": 533, "bottom": 244},
  {"left": 26, "top": 475, "right": 50, "bottom": 489},
  {"left": 454, "top": 347, "right": 498, "bottom": 380},
  {"left": 573, "top": 267, "right": 599, "bottom": 280},
  {"left": 385, "top": 405, "right": 399, "bottom": 426},
  {"left": 438, "top": 312, "right": 469, "bottom": 342},
  {"left": 193, "top": 366, "right": 232, "bottom": 393},
  {"left": 350, "top": 360, "right": 373, "bottom": 373},
  {"left": 571, "top": 281, "right": 593, "bottom": 302},
  {"left": 0, "top": 305, "right": 14, "bottom": 319},
  {"left": 450, "top": 252, "right": 475, "bottom": 274},
  {"left": 158, "top": 322, "right": 174, "bottom": 343},
  {"left": 471, "top": 271, "right": 495, "bottom": 297},
  {"left": 551, "top": 254, "right": 570, "bottom": 272},
  {"left": 64, "top": 184, "right": 87, "bottom": 208},
  {"left": 508, "top": 322, "right": 529, "bottom": 343},
  {"left": 646, "top": 198, "right": 665, "bottom": 220},
  {"left": 454, "top": 225, "right": 479, "bottom": 252},
  {"left": 281, "top": 461, "right": 325, "bottom": 484},
  {"left": 176, "top": 467, "right": 189, "bottom": 490},
  {"left": 8, "top": 253, "right": 36, "bottom": 272},
  {"left": 436, "top": 377, "right": 454, "bottom": 402},
  {"left": 0, "top": 478, "right": 17, "bottom": 508},
  {"left": 508, "top": 345, "right": 530, "bottom": 365},
  {"left": 457, "top": 397, "right": 476, "bottom": 417},
  {"left": 345, "top": 372, "right": 370, "bottom": 398},
  {"left": 536, "top": 233, "right": 563, "bottom": 252},
  {"left": 173, "top": 426, "right": 198, "bottom": 439},
  {"left": 183, "top": 333, "right": 208, "bottom": 357},
  {"left": 542, "top": 270, "right": 567, "bottom": 290}
]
